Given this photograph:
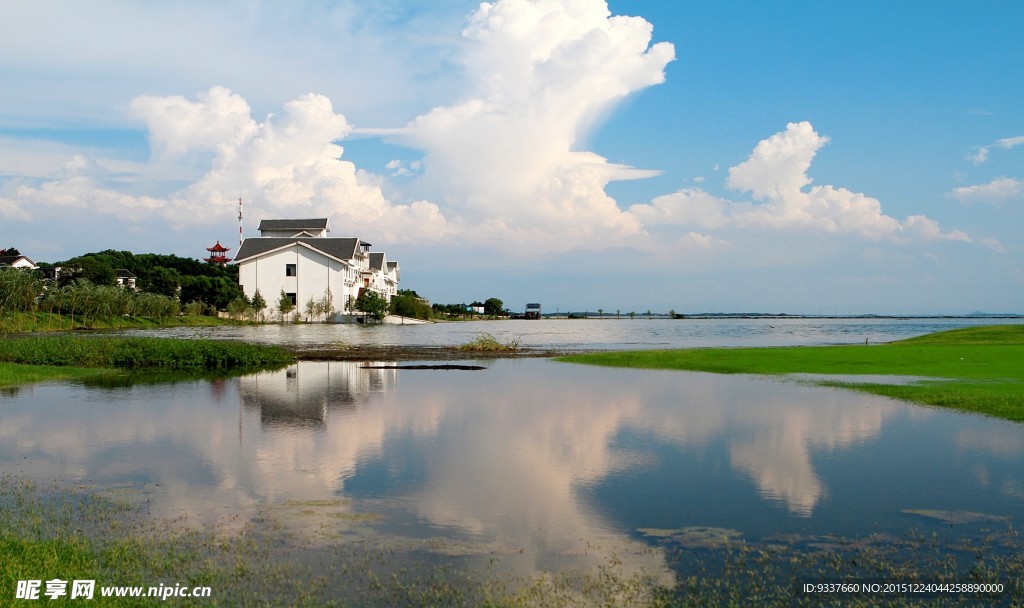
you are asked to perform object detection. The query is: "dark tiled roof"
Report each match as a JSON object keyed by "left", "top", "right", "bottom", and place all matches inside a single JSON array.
[
  {"left": 235, "top": 237, "right": 361, "bottom": 262},
  {"left": 116, "top": 268, "right": 136, "bottom": 278},
  {"left": 258, "top": 218, "right": 330, "bottom": 231},
  {"left": 0, "top": 255, "right": 34, "bottom": 266},
  {"left": 387, "top": 261, "right": 398, "bottom": 270},
  {"left": 368, "top": 252, "right": 385, "bottom": 271}
]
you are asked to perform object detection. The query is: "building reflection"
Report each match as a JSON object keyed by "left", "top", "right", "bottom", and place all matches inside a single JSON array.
[{"left": 239, "top": 361, "right": 397, "bottom": 428}]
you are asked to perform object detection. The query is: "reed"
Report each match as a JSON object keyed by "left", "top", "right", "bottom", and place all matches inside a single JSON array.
[{"left": 0, "top": 335, "right": 293, "bottom": 371}]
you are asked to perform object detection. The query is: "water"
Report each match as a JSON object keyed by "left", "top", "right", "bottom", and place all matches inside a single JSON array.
[
  {"left": 3, "top": 318, "right": 1023, "bottom": 599},
  {"left": 110, "top": 316, "right": 1021, "bottom": 350}
]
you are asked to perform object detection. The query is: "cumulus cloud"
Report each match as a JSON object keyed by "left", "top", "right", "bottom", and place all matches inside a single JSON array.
[
  {"left": 0, "top": 2, "right": 982, "bottom": 260},
  {"left": 394, "top": 0, "right": 675, "bottom": 251},
  {"left": 949, "top": 177, "right": 1022, "bottom": 204},
  {"left": 4, "top": 87, "right": 448, "bottom": 244},
  {"left": 630, "top": 122, "right": 972, "bottom": 244}
]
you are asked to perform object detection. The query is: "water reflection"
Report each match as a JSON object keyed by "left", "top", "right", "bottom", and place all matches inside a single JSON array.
[{"left": 1, "top": 359, "right": 1022, "bottom": 576}]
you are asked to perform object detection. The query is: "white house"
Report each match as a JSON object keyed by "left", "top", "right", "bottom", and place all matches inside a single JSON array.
[
  {"left": 234, "top": 218, "right": 400, "bottom": 321},
  {"left": 0, "top": 255, "right": 37, "bottom": 270}
]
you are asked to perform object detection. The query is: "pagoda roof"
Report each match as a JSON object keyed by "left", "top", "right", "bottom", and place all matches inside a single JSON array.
[{"left": 206, "top": 241, "right": 231, "bottom": 252}]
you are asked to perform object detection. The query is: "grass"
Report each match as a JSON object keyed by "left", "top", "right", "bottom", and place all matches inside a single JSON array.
[
  {"left": 457, "top": 332, "right": 523, "bottom": 352},
  {"left": 0, "top": 335, "right": 294, "bottom": 388},
  {"left": 558, "top": 325, "right": 1024, "bottom": 422},
  {"left": 2, "top": 474, "right": 1022, "bottom": 607},
  {"left": 0, "top": 311, "right": 250, "bottom": 333},
  {"left": 0, "top": 363, "right": 116, "bottom": 388}
]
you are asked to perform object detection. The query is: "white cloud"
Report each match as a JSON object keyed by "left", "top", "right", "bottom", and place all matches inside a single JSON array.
[
  {"left": 0, "top": 4, "right": 980, "bottom": 261},
  {"left": 996, "top": 136, "right": 1024, "bottom": 150},
  {"left": 394, "top": 0, "right": 675, "bottom": 251},
  {"left": 979, "top": 237, "right": 1007, "bottom": 254},
  {"left": 3, "top": 88, "right": 449, "bottom": 244},
  {"left": 949, "top": 177, "right": 1022, "bottom": 204},
  {"left": 631, "top": 122, "right": 970, "bottom": 244},
  {"left": 967, "top": 135, "right": 1023, "bottom": 165}
]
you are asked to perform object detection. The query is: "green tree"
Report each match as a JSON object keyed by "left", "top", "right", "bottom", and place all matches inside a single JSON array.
[
  {"left": 251, "top": 289, "right": 267, "bottom": 323},
  {"left": 317, "top": 288, "right": 335, "bottom": 322},
  {"left": 483, "top": 297, "right": 504, "bottom": 316},
  {"left": 227, "top": 296, "right": 250, "bottom": 320},
  {"left": 143, "top": 267, "right": 181, "bottom": 298},
  {"left": 277, "top": 290, "right": 295, "bottom": 323},
  {"left": 390, "top": 291, "right": 432, "bottom": 320},
  {"left": 353, "top": 289, "right": 389, "bottom": 322},
  {"left": 304, "top": 296, "right": 317, "bottom": 323}
]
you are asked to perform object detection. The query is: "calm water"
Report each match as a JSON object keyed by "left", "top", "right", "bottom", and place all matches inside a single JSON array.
[
  {"left": 3, "top": 318, "right": 1023, "bottom": 596},
  {"left": 111, "top": 315, "right": 1022, "bottom": 350}
]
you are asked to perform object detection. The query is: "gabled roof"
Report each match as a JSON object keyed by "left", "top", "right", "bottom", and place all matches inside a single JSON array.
[
  {"left": 235, "top": 237, "right": 362, "bottom": 263},
  {"left": 0, "top": 255, "right": 36, "bottom": 268},
  {"left": 258, "top": 218, "right": 330, "bottom": 232},
  {"left": 368, "top": 252, "right": 386, "bottom": 271}
]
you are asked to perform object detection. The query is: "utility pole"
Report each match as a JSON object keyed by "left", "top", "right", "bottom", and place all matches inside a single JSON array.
[{"left": 238, "top": 198, "right": 244, "bottom": 250}]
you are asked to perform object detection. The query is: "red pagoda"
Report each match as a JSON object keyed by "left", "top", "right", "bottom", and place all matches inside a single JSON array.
[{"left": 204, "top": 241, "right": 232, "bottom": 265}]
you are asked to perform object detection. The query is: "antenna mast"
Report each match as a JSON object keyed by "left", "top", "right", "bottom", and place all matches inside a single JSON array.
[{"left": 238, "top": 198, "right": 244, "bottom": 250}]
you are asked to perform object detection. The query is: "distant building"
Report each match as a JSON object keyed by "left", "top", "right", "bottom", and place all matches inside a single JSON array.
[
  {"left": 525, "top": 303, "right": 542, "bottom": 319},
  {"left": 233, "top": 218, "right": 399, "bottom": 321},
  {"left": 204, "top": 241, "right": 232, "bottom": 266},
  {"left": 115, "top": 269, "right": 137, "bottom": 290},
  {"left": 0, "top": 255, "right": 37, "bottom": 270}
]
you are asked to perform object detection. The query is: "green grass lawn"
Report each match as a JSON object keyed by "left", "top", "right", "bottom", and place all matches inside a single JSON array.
[
  {"left": 0, "top": 335, "right": 294, "bottom": 389},
  {"left": 0, "top": 363, "right": 115, "bottom": 388},
  {"left": 559, "top": 325, "right": 1024, "bottom": 422}
]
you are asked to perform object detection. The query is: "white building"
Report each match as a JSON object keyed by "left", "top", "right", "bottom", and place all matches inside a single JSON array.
[
  {"left": 0, "top": 254, "right": 37, "bottom": 270},
  {"left": 234, "top": 218, "right": 399, "bottom": 321}
]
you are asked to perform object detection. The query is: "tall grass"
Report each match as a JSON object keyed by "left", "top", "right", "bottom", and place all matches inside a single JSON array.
[
  {"left": 0, "top": 335, "right": 293, "bottom": 371},
  {"left": 457, "top": 333, "right": 523, "bottom": 352}
]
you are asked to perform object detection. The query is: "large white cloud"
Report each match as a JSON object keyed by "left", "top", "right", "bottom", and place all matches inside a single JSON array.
[
  {"left": 630, "top": 121, "right": 973, "bottom": 245},
  {"left": 0, "top": 3, "right": 984, "bottom": 260},
  {"left": 394, "top": 0, "right": 675, "bottom": 251},
  {"left": 5, "top": 87, "right": 448, "bottom": 244}
]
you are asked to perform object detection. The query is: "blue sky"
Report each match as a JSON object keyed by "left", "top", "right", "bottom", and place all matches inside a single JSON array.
[{"left": 1, "top": 0, "right": 1021, "bottom": 314}]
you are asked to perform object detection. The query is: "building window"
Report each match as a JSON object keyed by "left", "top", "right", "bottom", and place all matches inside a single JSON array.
[
  {"left": 286, "top": 292, "right": 297, "bottom": 305},
  {"left": 285, "top": 264, "right": 297, "bottom": 276}
]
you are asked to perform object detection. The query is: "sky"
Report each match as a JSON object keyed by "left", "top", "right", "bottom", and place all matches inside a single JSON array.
[{"left": 1, "top": 0, "right": 1022, "bottom": 315}]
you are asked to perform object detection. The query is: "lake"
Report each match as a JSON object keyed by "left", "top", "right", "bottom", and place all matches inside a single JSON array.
[
  {"left": 111, "top": 315, "right": 1022, "bottom": 350},
  {"left": 3, "top": 317, "right": 1023, "bottom": 604}
]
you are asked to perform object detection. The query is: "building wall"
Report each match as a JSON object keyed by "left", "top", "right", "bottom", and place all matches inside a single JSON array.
[{"left": 238, "top": 245, "right": 357, "bottom": 318}]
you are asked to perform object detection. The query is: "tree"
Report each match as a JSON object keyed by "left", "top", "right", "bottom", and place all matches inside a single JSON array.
[
  {"left": 353, "top": 289, "right": 389, "bottom": 322},
  {"left": 483, "top": 297, "right": 504, "bottom": 316},
  {"left": 390, "top": 291, "right": 431, "bottom": 320},
  {"left": 317, "top": 288, "right": 335, "bottom": 322},
  {"left": 251, "top": 289, "right": 267, "bottom": 323},
  {"left": 0, "top": 247, "right": 21, "bottom": 256},
  {"left": 304, "top": 296, "right": 317, "bottom": 323},
  {"left": 597, "top": 308, "right": 603, "bottom": 318},
  {"left": 277, "top": 290, "right": 295, "bottom": 323},
  {"left": 227, "top": 296, "right": 249, "bottom": 320}
]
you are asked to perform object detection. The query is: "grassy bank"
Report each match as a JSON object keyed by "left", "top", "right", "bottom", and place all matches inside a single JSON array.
[
  {"left": 0, "top": 311, "right": 249, "bottom": 333},
  {"left": 0, "top": 363, "right": 115, "bottom": 388},
  {"left": 0, "top": 335, "right": 293, "bottom": 381},
  {"left": 559, "top": 325, "right": 1024, "bottom": 422}
]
